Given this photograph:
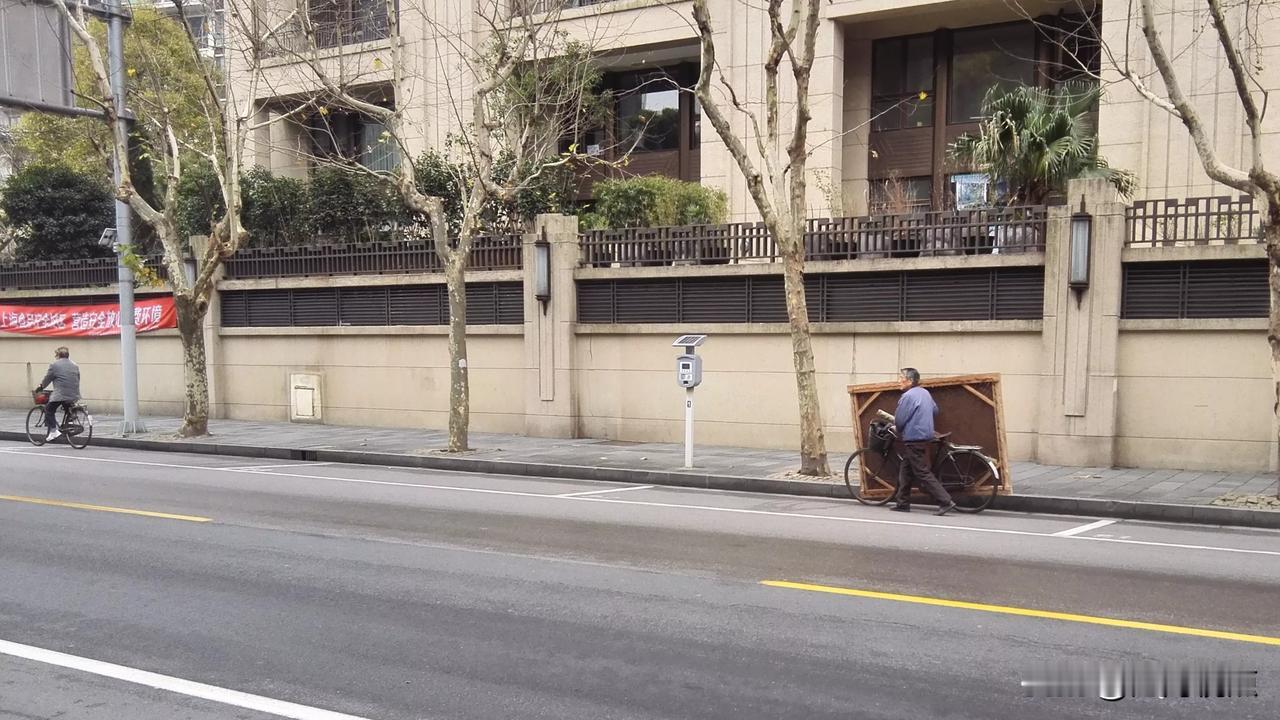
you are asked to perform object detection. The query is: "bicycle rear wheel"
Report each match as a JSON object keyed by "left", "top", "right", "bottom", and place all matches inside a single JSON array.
[
  {"left": 938, "top": 449, "right": 999, "bottom": 513},
  {"left": 64, "top": 407, "right": 92, "bottom": 449},
  {"left": 844, "top": 448, "right": 897, "bottom": 506},
  {"left": 25, "top": 406, "right": 47, "bottom": 446}
]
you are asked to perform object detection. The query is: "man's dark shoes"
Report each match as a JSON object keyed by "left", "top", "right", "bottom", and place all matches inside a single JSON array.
[
  {"left": 935, "top": 502, "right": 957, "bottom": 516},
  {"left": 890, "top": 504, "right": 911, "bottom": 512}
]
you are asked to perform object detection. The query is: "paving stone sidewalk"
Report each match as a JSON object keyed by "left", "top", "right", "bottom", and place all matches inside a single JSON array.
[{"left": 3, "top": 408, "right": 1276, "bottom": 510}]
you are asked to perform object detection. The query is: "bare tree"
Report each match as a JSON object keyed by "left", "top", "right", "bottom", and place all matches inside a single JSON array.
[
  {"left": 691, "top": 0, "right": 830, "bottom": 475},
  {"left": 49, "top": 0, "right": 301, "bottom": 436},
  {"left": 1086, "top": 0, "right": 1277, "bottom": 493},
  {"left": 269, "top": 0, "right": 617, "bottom": 452}
]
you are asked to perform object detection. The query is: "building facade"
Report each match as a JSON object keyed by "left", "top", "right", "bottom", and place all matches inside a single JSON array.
[
  {"left": 0, "top": 0, "right": 1240, "bottom": 473},
  {"left": 231, "top": 0, "right": 1277, "bottom": 218}
]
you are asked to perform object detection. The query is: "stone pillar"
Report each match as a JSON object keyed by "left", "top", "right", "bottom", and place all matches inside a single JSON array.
[
  {"left": 523, "top": 214, "right": 580, "bottom": 438},
  {"left": 698, "top": 1, "right": 845, "bottom": 220},
  {"left": 268, "top": 112, "right": 308, "bottom": 179},
  {"left": 1035, "top": 178, "right": 1126, "bottom": 467},
  {"left": 841, "top": 36, "right": 872, "bottom": 216},
  {"left": 808, "top": 18, "right": 845, "bottom": 217}
]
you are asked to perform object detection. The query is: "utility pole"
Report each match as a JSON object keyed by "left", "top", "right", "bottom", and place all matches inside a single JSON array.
[
  {"left": 0, "top": 0, "right": 143, "bottom": 432},
  {"left": 107, "top": 0, "right": 144, "bottom": 434}
]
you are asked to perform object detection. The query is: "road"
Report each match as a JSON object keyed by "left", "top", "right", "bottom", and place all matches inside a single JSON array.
[{"left": 0, "top": 442, "right": 1276, "bottom": 719}]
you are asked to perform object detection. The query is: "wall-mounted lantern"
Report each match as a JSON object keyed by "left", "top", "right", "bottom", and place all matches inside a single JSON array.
[
  {"left": 1069, "top": 200, "right": 1092, "bottom": 291},
  {"left": 534, "top": 226, "right": 551, "bottom": 310}
]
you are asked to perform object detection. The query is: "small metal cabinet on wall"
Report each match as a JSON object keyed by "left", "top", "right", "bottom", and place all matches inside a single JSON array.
[{"left": 289, "top": 373, "right": 323, "bottom": 424}]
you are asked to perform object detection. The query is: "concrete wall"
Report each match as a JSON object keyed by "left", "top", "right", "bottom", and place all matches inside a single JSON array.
[
  {"left": 2, "top": 192, "right": 1274, "bottom": 471},
  {"left": 0, "top": 332, "right": 185, "bottom": 416},
  {"left": 215, "top": 328, "right": 526, "bottom": 433},
  {"left": 574, "top": 322, "right": 1042, "bottom": 458},
  {"left": 1117, "top": 323, "right": 1273, "bottom": 472},
  {"left": 1, "top": 293, "right": 1273, "bottom": 471}
]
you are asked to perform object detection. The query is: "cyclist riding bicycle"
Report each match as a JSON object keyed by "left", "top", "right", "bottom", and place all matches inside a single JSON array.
[{"left": 35, "top": 346, "right": 81, "bottom": 443}]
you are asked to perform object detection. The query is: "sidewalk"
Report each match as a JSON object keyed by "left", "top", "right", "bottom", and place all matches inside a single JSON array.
[{"left": 2, "top": 408, "right": 1277, "bottom": 528}]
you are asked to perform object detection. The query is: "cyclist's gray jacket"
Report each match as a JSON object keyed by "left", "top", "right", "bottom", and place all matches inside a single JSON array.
[{"left": 39, "top": 358, "right": 81, "bottom": 403}]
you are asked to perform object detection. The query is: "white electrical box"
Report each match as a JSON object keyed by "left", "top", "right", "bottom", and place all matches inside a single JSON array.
[{"left": 289, "top": 373, "right": 323, "bottom": 423}]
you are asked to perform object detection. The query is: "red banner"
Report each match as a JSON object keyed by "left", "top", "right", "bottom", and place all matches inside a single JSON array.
[{"left": 0, "top": 297, "right": 177, "bottom": 337}]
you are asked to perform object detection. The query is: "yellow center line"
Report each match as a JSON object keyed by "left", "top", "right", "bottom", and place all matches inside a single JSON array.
[
  {"left": 0, "top": 495, "right": 212, "bottom": 523},
  {"left": 761, "top": 580, "right": 1280, "bottom": 647}
]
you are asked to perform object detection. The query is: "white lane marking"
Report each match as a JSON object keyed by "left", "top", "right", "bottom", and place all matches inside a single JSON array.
[
  {"left": 4, "top": 449, "right": 1280, "bottom": 558},
  {"left": 1052, "top": 519, "right": 1119, "bottom": 537},
  {"left": 557, "top": 484, "right": 655, "bottom": 498},
  {"left": 0, "top": 638, "right": 372, "bottom": 720},
  {"left": 223, "top": 462, "right": 336, "bottom": 472}
]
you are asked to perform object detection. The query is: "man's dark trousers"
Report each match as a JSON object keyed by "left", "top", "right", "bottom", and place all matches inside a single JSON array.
[
  {"left": 44, "top": 401, "right": 70, "bottom": 433},
  {"left": 895, "top": 441, "right": 953, "bottom": 507}
]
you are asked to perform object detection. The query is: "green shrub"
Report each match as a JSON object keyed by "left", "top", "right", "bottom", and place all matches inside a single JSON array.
[
  {"left": 176, "top": 164, "right": 316, "bottom": 247},
  {"left": 0, "top": 164, "right": 115, "bottom": 261},
  {"left": 592, "top": 176, "right": 726, "bottom": 228},
  {"left": 242, "top": 167, "right": 311, "bottom": 246},
  {"left": 174, "top": 160, "right": 224, "bottom": 242},
  {"left": 308, "top": 167, "right": 407, "bottom": 243},
  {"left": 412, "top": 149, "right": 579, "bottom": 236}
]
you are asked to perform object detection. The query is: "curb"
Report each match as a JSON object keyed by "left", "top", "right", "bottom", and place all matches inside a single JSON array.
[
  {"left": 992, "top": 494, "right": 1280, "bottom": 530},
  {"left": 3, "top": 431, "right": 1277, "bottom": 530}
]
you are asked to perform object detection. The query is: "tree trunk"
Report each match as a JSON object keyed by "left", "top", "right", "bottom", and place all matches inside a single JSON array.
[
  {"left": 778, "top": 229, "right": 830, "bottom": 476},
  {"left": 174, "top": 294, "right": 210, "bottom": 437},
  {"left": 445, "top": 255, "right": 470, "bottom": 452}
]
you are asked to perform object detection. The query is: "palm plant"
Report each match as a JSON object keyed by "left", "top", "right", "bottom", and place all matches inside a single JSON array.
[{"left": 949, "top": 82, "right": 1137, "bottom": 205}]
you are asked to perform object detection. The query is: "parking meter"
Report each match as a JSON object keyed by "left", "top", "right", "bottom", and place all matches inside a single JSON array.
[
  {"left": 676, "top": 354, "right": 702, "bottom": 388},
  {"left": 672, "top": 335, "right": 708, "bottom": 467}
]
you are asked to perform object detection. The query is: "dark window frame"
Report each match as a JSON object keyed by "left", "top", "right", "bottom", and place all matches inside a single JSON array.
[
  {"left": 592, "top": 63, "right": 701, "bottom": 185},
  {"left": 869, "top": 16, "right": 1100, "bottom": 211},
  {"left": 303, "top": 103, "right": 397, "bottom": 170},
  {"left": 946, "top": 20, "right": 1040, "bottom": 126},
  {"left": 870, "top": 34, "right": 936, "bottom": 132}
]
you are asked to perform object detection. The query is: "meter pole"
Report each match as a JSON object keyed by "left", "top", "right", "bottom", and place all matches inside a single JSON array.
[{"left": 684, "top": 386, "right": 694, "bottom": 468}]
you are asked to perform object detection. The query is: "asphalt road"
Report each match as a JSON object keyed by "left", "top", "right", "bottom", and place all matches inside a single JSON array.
[{"left": 0, "top": 441, "right": 1277, "bottom": 720}]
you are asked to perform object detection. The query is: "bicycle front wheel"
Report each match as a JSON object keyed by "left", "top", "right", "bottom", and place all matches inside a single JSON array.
[
  {"left": 25, "top": 406, "right": 47, "bottom": 446},
  {"left": 844, "top": 448, "right": 896, "bottom": 506},
  {"left": 64, "top": 408, "right": 92, "bottom": 450},
  {"left": 939, "top": 449, "right": 1000, "bottom": 513}
]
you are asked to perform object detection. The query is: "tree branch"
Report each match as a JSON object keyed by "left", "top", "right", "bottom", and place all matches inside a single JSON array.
[
  {"left": 692, "top": 0, "right": 777, "bottom": 224},
  {"left": 1136, "top": 0, "right": 1252, "bottom": 192},
  {"left": 1206, "top": 0, "right": 1264, "bottom": 175}
]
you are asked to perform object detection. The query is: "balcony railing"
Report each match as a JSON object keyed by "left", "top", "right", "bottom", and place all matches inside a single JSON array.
[
  {"left": 514, "top": 0, "right": 620, "bottom": 15},
  {"left": 222, "top": 235, "right": 523, "bottom": 280},
  {"left": 579, "top": 207, "right": 1048, "bottom": 268},
  {"left": 1126, "top": 195, "right": 1261, "bottom": 247},
  {"left": 264, "top": 11, "right": 391, "bottom": 57}
]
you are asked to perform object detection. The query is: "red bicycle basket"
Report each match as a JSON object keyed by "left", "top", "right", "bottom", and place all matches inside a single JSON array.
[{"left": 33, "top": 391, "right": 49, "bottom": 405}]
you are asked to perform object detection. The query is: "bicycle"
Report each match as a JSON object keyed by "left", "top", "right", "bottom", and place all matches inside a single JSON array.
[
  {"left": 843, "top": 410, "right": 1000, "bottom": 513},
  {"left": 26, "top": 390, "right": 94, "bottom": 450}
]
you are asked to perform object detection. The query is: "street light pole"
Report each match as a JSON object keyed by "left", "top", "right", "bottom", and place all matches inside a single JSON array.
[{"left": 108, "top": 0, "right": 144, "bottom": 434}]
